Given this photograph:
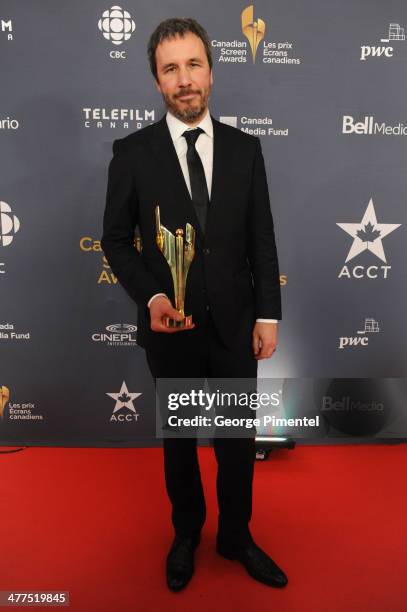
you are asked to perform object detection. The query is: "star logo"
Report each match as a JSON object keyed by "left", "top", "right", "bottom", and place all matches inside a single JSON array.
[
  {"left": 106, "top": 381, "right": 142, "bottom": 415},
  {"left": 337, "top": 198, "right": 401, "bottom": 263}
]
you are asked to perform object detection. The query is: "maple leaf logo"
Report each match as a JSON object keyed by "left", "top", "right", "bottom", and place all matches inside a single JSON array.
[
  {"left": 118, "top": 392, "right": 131, "bottom": 403},
  {"left": 356, "top": 222, "right": 381, "bottom": 244}
]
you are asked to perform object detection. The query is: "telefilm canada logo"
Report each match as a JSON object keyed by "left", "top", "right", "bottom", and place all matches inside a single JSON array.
[
  {"left": 0, "top": 385, "right": 44, "bottom": 423},
  {"left": 0, "top": 201, "right": 21, "bottom": 275},
  {"left": 106, "top": 381, "right": 141, "bottom": 423},
  {"left": 1, "top": 18, "right": 13, "bottom": 40},
  {"left": 219, "top": 115, "right": 288, "bottom": 137},
  {"left": 92, "top": 324, "right": 137, "bottom": 346},
  {"left": 360, "top": 23, "right": 405, "bottom": 61},
  {"left": 338, "top": 318, "right": 380, "bottom": 350},
  {"left": 97, "top": 5, "right": 135, "bottom": 59},
  {"left": 82, "top": 107, "right": 155, "bottom": 130},
  {"left": 342, "top": 115, "right": 407, "bottom": 137},
  {"left": 212, "top": 4, "right": 301, "bottom": 65},
  {"left": 337, "top": 198, "right": 401, "bottom": 279}
]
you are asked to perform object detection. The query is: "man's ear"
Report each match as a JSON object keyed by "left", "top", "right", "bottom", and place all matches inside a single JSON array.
[
  {"left": 155, "top": 77, "right": 162, "bottom": 93},
  {"left": 210, "top": 69, "right": 213, "bottom": 86}
]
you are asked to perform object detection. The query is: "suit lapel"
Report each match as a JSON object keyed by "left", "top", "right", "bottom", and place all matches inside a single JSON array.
[
  {"left": 206, "top": 116, "right": 229, "bottom": 241},
  {"left": 148, "top": 115, "right": 204, "bottom": 244}
]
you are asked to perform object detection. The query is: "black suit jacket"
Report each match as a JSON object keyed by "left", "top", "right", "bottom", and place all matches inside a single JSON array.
[{"left": 101, "top": 114, "right": 281, "bottom": 349}]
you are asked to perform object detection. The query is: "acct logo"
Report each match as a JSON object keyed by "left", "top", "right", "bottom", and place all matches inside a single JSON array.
[
  {"left": 98, "top": 5, "right": 135, "bottom": 58},
  {"left": 82, "top": 107, "right": 155, "bottom": 130},
  {"left": 106, "top": 381, "right": 142, "bottom": 423},
  {"left": 219, "top": 115, "right": 288, "bottom": 137},
  {"left": 0, "top": 201, "right": 20, "bottom": 247},
  {"left": 338, "top": 318, "right": 380, "bottom": 350},
  {"left": 360, "top": 23, "right": 405, "bottom": 61},
  {"left": 212, "top": 4, "right": 301, "bottom": 65},
  {"left": 337, "top": 198, "right": 401, "bottom": 279},
  {"left": 1, "top": 18, "right": 13, "bottom": 40},
  {"left": 92, "top": 323, "right": 137, "bottom": 346}
]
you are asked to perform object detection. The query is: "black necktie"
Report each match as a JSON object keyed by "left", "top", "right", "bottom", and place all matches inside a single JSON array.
[{"left": 182, "top": 128, "right": 209, "bottom": 234}]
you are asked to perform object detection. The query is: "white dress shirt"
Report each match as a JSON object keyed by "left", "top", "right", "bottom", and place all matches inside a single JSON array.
[{"left": 147, "top": 110, "right": 278, "bottom": 324}]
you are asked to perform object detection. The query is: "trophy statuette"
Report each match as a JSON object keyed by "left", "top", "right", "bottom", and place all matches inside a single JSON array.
[{"left": 155, "top": 205, "right": 196, "bottom": 328}]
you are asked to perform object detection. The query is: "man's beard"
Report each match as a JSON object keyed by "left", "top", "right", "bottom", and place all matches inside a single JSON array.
[{"left": 162, "top": 87, "right": 210, "bottom": 123}]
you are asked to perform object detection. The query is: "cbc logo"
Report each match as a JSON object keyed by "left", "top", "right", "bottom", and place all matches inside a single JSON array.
[
  {"left": 0, "top": 201, "right": 20, "bottom": 247},
  {"left": 98, "top": 5, "right": 135, "bottom": 59}
]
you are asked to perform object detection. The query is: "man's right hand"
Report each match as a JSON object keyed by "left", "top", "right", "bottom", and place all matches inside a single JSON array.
[{"left": 149, "top": 296, "right": 195, "bottom": 333}]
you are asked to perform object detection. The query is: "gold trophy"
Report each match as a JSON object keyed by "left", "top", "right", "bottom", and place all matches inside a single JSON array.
[{"left": 155, "top": 205, "right": 196, "bottom": 328}]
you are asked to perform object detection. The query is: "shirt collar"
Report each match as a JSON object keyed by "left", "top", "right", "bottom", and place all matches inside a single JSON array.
[{"left": 166, "top": 108, "right": 213, "bottom": 143}]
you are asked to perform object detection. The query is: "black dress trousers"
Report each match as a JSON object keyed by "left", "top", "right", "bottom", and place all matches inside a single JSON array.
[{"left": 145, "top": 308, "right": 258, "bottom": 547}]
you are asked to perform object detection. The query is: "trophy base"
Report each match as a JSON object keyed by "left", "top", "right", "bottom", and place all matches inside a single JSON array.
[{"left": 163, "top": 314, "right": 193, "bottom": 329}]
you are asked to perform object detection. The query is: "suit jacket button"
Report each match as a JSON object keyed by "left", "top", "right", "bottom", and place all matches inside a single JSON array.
[{"left": 203, "top": 248, "right": 210, "bottom": 255}]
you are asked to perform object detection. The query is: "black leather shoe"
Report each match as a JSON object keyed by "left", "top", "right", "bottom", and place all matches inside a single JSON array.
[
  {"left": 216, "top": 539, "right": 288, "bottom": 588},
  {"left": 166, "top": 533, "right": 200, "bottom": 592}
]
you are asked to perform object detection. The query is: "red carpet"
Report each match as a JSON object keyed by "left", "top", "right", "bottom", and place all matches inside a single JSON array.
[{"left": 0, "top": 444, "right": 406, "bottom": 611}]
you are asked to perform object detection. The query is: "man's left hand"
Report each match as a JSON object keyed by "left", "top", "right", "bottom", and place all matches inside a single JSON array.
[{"left": 252, "top": 322, "right": 278, "bottom": 360}]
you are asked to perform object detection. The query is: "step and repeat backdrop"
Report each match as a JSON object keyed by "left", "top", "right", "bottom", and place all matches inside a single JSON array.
[{"left": 1, "top": 1, "right": 406, "bottom": 446}]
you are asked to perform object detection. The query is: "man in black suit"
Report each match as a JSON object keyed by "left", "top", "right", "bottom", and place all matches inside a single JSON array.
[{"left": 101, "top": 17, "right": 287, "bottom": 591}]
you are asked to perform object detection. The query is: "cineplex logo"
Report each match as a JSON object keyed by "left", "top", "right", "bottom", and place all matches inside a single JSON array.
[
  {"left": 360, "top": 23, "right": 405, "bottom": 61},
  {"left": 1, "top": 18, "right": 13, "bottom": 40},
  {"left": 106, "top": 381, "right": 141, "bottom": 423},
  {"left": 92, "top": 323, "right": 137, "bottom": 346},
  {"left": 83, "top": 107, "right": 155, "bottom": 129},
  {"left": 212, "top": 4, "right": 301, "bottom": 65},
  {"left": 338, "top": 318, "right": 380, "bottom": 350},
  {"left": 342, "top": 115, "right": 407, "bottom": 136},
  {"left": 98, "top": 5, "right": 135, "bottom": 59},
  {"left": 337, "top": 198, "right": 401, "bottom": 279}
]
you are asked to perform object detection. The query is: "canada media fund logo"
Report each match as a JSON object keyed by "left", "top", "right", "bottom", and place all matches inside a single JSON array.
[{"left": 212, "top": 4, "right": 302, "bottom": 65}]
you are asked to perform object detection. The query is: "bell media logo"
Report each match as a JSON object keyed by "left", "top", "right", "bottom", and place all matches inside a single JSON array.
[
  {"left": 337, "top": 198, "right": 401, "bottom": 279},
  {"left": 1, "top": 18, "right": 13, "bottom": 40}
]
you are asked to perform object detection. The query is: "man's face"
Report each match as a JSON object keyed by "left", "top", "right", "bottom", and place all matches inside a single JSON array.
[{"left": 155, "top": 32, "right": 213, "bottom": 124}]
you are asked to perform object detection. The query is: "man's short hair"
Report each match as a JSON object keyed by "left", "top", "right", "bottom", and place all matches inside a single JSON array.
[{"left": 147, "top": 17, "right": 213, "bottom": 80}]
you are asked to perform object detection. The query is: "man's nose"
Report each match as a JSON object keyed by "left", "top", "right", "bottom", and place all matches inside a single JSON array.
[{"left": 177, "top": 66, "right": 192, "bottom": 88}]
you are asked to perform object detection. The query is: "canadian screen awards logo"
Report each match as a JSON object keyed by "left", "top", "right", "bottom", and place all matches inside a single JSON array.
[
  {"left": 360, "top": 23, "right": 405, "bottom": 61},
  {"left": 337, "top": 198, "right": 401, "bottom": 279},
  {"left": 98, "top": 5, "right": 135, "bottom": 59},
  {"left": 212, "top": 4, "right": 301, "bottom": 65},
  {"left": 0, "top": 385, "right": 44, "bottom": 422},
  {"left": 107, "top": 381, "right": 141, "bottom": 423}
]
